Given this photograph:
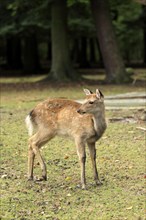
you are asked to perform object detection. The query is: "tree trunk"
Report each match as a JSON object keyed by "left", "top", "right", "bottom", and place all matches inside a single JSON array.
[
  {"left": 71, "top": 38, "right": 80, "bottom": 64},
  {"left": 90, "top": 0, "right": 131, "bottom": 83},
  {"left": 89, "top": 38, "right": 96, "bottom": 64},
  {"left": 6, "top": 36, "right": 22, "bottom": 69},
  {"left": 50, "top": 0, "right": 78, "bottom": 80},
  {"left": 23, "top": 34, "right": 40, "bottom": 74},
  {"left": 80, "top": 36, "right": 89, "bottom": 68},
  {"left": 47, "top": 41, "right": 52, "bottom": 61},
  {"left": 96, "top": 39, "right": 103, "bottom": 67},
  {"left": 6, "top": 38, "right": 13, "bottom": 68},
  {"left": 143, "top": 6, "right": 146, "bottom": 64},
  {"left": 144, "top": 29, "right": 146, "bottom": 64}
]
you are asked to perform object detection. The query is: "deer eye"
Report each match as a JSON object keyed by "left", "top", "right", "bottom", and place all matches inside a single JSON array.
[{"left": 89, "top": 101, "right": 94, "bottom": 104}]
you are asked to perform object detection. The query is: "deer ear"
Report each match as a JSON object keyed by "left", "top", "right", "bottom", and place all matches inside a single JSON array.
[
  {"left": 83, "top": 89, "right": 93, "bottom": 96},
  {"left": 96, "top": 89, "right": 104, "bottom": 98}
]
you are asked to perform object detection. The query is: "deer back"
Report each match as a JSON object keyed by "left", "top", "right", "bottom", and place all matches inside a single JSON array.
[{"left": 29, "top": 98, "right": 96, "bottom": 140}]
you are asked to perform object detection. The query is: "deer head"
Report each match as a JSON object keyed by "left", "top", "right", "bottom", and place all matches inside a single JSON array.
[{"left": 77, "top": 89, "right": 104, "bottom": 115}]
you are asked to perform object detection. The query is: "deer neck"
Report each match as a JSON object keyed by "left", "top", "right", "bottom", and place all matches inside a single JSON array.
[{"left": 92, "top": 109, "right": 106, "bottom": 138}]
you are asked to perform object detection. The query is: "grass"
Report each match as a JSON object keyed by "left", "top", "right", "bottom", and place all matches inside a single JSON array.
[{"left": 0, "top": 78, "right": 146, "bottom": 220}]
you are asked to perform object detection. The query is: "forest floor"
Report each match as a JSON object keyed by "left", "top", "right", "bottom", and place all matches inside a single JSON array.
[{"left": 0, "top": 71, "right": 146, "bottom": 220}]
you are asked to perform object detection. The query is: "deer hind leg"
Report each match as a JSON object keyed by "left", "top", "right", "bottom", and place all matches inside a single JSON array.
[
  {"left": 28, "top": 144, "right": 35, "bottom": 180},
  {"left": 75, "top": 139, "right": 86, "bottom": 189},
  {"left": 28, "top": 130, "right": 54, "bottom": 181},
  {"left": 87, "top": 142, "right": 102, "bottom": 186}
]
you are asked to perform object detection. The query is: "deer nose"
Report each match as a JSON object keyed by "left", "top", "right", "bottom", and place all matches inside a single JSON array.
[
  {"left": 77, "top": 109, "right": 81, "bottom": 113},
  {"left": 77, "top": 109, "right": 86, "bottom": 114}
]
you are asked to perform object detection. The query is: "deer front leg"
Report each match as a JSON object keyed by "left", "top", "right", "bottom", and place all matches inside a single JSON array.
[
  {"left": 76, "top": 140, "right": 86, "bottom": 189},
  {"left": 87, "top": 142, "right": 102, "bottom": 186}
]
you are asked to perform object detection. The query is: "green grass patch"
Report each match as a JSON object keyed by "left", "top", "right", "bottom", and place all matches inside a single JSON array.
[{"left": 0, "top": 84, "right": 145, "bottom": 220}]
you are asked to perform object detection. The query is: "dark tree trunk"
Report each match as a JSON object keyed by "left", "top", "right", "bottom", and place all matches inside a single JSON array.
[
  {"left": 80, "top": 36, "right": 89, "bottom": 68},
  {"left": 50, "top": 0, "right": 78, "bottom": 80},
  {"left": 96, "top": 39, "right": 103, "bottom": 67},
  {"left": 47, "top": 41, "right": 52, "bottom": 61},
  {"left": 89, "top": 38, "right": 96, "bottom": 64},
  {"left": 144, "top": 29, "right": 146, "bottom": 64},
  {"left": 71, "top": 38, "right": 80, "bottom": 64},
  {"left": 90, "top": 0, "right": 131, "bottom": 83},
  {"left": 23, "top": 34, "right": 40, "bottom": 74},
  {"left": 6, "top": 38, "right": 13, "bottom": 68},
  {"left": 143, "top": 6, "right": 146, "bottom": 64},
  {"left": 6, "top": 36, "right": 22, "bottom": 69},
  {"left": 124, "top": 48, "right": 130, "bottom": 65}
]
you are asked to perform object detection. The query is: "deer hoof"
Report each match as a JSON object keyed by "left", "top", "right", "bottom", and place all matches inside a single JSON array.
[
  {"left": 42, "top": 175, "right": 47, "bottom": 181},
  {"left": 96, "top": 180, "right": 102, "bottom": 186},
  {"left": 82, "top": 184, "right": 86, "bottom": 190},
  {"left": 37, "top": 176, "right": 47, "bottom": 181},
  {"left": 27, "top": 177, "right": 33, "bottom": 181}
]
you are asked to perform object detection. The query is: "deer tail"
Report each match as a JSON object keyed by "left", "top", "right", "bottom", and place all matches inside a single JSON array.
[{"left": 25, "top": 112, "right": 34, "bottom": 136}]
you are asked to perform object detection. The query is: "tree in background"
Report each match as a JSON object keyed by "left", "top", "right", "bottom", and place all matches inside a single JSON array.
[
  {"left": 23, "top": 33, "right": 40, "bottom": 73},
  {"left": 0, "top": 0, "right": 145, "bottom": 82},
  {"left": 6, "top": 36, "right": 22, "bottom": 69},
  {"left": 90, "top": 0, "right": 131, "bottom": 83},
  {"left": 68, "top": 0, "right": 96, "bottom": 67},
  {"left": 50, "top": 0, "right": 78, "bottom": 80},
  {"left": 111, "top": 0, "right": 144, "bottom": 66},
  {"left": 141, "top": 5, "right": 146, "bottom": 64},
  {"left": 0, "top": 0, "right": 47, "bottom": 73}
]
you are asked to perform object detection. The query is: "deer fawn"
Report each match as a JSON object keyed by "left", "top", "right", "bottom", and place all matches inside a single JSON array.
[{"left": 25, "top": 89, "right": 107, "bottom": 189}]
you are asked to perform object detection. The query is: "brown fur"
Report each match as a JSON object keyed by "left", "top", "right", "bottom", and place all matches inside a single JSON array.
[{"left": 26, "top": 89, "right": 107, "bottom": 189}]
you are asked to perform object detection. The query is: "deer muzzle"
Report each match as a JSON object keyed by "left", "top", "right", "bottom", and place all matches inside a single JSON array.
[{"left": 77, "top": 109, "right": 86, "bottom": 115}]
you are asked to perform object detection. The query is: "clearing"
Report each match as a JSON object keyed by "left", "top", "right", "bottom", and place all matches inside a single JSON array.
[{"left": 0, "top": 76, "right": 146, "bottom": 220}]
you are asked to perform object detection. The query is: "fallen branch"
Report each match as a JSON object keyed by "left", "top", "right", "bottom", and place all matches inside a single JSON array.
[{"left": 136, "top": 127, "right": 146, "bottom": 131}]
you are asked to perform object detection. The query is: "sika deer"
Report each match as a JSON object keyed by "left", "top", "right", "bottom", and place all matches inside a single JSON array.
[{"left": 25, "top": 89, "right": 107, "bottom": 189}]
